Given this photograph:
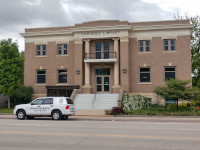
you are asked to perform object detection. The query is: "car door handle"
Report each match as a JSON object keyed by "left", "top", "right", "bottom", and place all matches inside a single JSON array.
[
  {"left": 50, "top": 105, "right": 53, "bottom": 107},
  {"left": 37, "top": 106, "right": 41, "bottom": 107}
]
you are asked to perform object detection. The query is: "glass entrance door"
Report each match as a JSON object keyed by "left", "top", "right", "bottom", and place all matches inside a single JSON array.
[{"left": 96, "top": 76, "right": 110, "bottom": 92}]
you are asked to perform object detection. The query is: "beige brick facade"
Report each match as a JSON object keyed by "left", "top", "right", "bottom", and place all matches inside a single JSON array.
[{"left": 21, "top": 20, "right": 192, "bottom": 104}]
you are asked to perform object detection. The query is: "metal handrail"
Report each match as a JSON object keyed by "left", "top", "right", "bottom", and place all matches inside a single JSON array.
[
  {"left": 92, "top": 92, "right": 97, "bottom": 109},
  {"left": 85, "top": 51, "right": 117, "bottom": 59}
]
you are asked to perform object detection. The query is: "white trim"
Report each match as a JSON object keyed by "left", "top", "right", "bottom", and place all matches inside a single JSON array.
[
  {"left": 138, "top": 52, "right": 152, "bottom": 54},
  {"left": 138, "top": 83, "right": 152, "bottom": 85},
  {"left": 21, "top": 30, "right": 72, "bottom": 37},
  {"left": 35, "top": 56, "right": 47, "bottom": 58},
  {"left": 56, "top": 55, "right": 69, "bottom": 57},
  {"left": 84, "top": 58, "right": 117, "bottom": 63},
  {"left": 132, "top": 24, "right": 193, "bottom": 31}
]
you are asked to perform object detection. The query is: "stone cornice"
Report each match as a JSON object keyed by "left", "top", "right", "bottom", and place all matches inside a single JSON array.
[
  {"left": 21, "top": 30, "right": 73, "bottom": 37},
  {"left": 132, "top": 24, "right": 193, "bottom": 31}
]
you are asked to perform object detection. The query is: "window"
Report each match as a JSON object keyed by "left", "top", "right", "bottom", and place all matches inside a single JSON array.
[
  {"left": 66, "top": 98, "right": 74, "bottom": 104},
  {"left": 166, "top": 99, "right": 176, "bottom": 106},
  {"left": 139, "top": 40, "right": 150, "bottom": 52},
  {"left": 37, "top": 70, "right": 46, "bottom": 84},
  {"left": 95, "top": 42, "right": 110, "bottom": 59},
  {"left": 140, "top": 68, "right": 150, "bottom": 82},
  {"left": 43, "top": 98, "right": 53, "bottom": 105},
  {"left": 165, "top": 67, "right": 176, "bottom": 80},
  {"left": 58, "top": 70, "right": 67, "bottom": 83},
  {"left": 147, "top": 98, "right": 152, "bottom": 106},
  {"left": 163, "top": 39, "right": 175, "bottom": 51},
  {"left": 36, "top": 45, "right": 46, "bottom": 56},
  {"left": 95, "top": 68, "right": 110, "bottom": 75},
  {"left": 31, "top": 99, "right": 44, "bottom": 105},
  {"left": 57, "top": 44, "right": 68, "bottom": 55}
]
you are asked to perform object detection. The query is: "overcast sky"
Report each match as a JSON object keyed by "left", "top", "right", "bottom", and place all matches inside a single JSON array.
[{"left": 0, "top": 0, "right": 200, "bottom": 51}]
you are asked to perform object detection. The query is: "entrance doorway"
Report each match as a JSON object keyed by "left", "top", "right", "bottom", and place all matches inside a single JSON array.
[
  {"left": 96, "top": 76, "right": 110, "bottom": 92},
  {"left": 95, "top": 68, "right": 110, "bottom": 92}
]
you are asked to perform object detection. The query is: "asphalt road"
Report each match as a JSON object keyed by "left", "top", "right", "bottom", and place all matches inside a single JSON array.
[{"left": 0, "top": 118, "right": 200, "bottom": 150}]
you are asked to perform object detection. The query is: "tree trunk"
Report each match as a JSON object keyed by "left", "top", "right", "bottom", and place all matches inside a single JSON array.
[
  {"left": 176, "top": 99, "right": 179, "bottom": 110},
  {"left": 8, "top": 96, "right": 10, "bottom": 109}
]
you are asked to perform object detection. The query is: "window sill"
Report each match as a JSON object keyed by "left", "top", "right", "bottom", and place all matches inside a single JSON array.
[
  {"left": 138, "top": 82, "right": 152, "bottom": 85},
  {"left": 56, "top": 55, "right": 69, "bottom": 57},
  {"left": 35, "top": 56, "right": 47, "bottom": 58},
  {"left": 35, "top": 84, "right": 47, "bottom": 85},
  {"left": 138, "top": 52, "right": 152, "bottom": 54},
  {"left": 162, "top": 51, "right": 177, "bottom": 53},
  {"left": 56, "top": 83, "right": 68, "bottom": 85}
]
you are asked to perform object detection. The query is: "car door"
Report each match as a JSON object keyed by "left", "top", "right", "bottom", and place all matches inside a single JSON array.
[
  {"left": 39, "top": 98, "right": 54, "bottom": 115},
  {"left": 28, "top": 98, "right": 44, "bottom": 115}
]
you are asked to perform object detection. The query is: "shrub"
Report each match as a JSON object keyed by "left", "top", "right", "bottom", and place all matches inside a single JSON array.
[
  {"left": 167, "top": 104, "right": 176, "bottom": 110},
  {"left": 110, "top": 107, "right": 124, "bottom": 115},
  {"left": 11, "top": 85, "right": 33, "bottom": 107},
  {"left": 122, "top": 94, "right": 148, "bottom": 111}
]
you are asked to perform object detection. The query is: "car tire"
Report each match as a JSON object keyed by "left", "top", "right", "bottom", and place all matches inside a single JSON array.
[
  {"left": 61, "top": 116, "right": 68, "bottom": 120},
  {"left": 27, "top": 116, "right": 34, "bottom": 119},
  {"left": 52, "top": 110, "right": 62, "bottom": 120},
  {"left": 16, "top": 110, "right": 26, "bottom": 120}
]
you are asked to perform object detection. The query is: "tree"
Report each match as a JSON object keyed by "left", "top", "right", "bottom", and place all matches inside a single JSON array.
[
  {"left": 190, "top": 16, "right": 200, "bottom": 87},
  {"left": 0, "top": 39, "right": 24, "bottom": 108},
  {"left": 11, "top": 85, "right": 33, "bottom": 107},
  {"left": 153, "top": 79, "right": 200, "bottom": 110}
]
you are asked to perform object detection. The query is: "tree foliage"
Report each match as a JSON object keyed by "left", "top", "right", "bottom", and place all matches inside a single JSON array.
[
  {"left": 0, "top": 39, "right": 24, "bottom": 108},
  {"left": 153, "top": 79, "right": 200, "bottom": 109},
  {"left": 11, "top": 85, "right": 33, "bottom": 107}
]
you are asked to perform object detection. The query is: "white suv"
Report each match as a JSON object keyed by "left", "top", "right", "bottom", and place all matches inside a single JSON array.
[{"left": 14, "top": 97, "right": 75, "bottom": 120}]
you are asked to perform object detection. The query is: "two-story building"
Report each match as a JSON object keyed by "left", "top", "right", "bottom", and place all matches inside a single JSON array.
[{"left": 21, "top": 19, "right": 192, "bottom": 109}]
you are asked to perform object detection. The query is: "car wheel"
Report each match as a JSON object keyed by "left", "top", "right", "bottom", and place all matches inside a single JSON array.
[
  {"left": 16, "top": 110, "right": 26, "bottom": 120},
  {"left": 27, "top": 116, "right": 34, "bottom": 119},
  {"left": 61, "top": 116, "right": 68, "bottom": 120},
  {"left": 52, "top": 110, "right": 62, "bottom": 120}
]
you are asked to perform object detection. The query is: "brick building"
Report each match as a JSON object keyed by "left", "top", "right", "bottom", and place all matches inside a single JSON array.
[{"left": 21, "top": 19, "right": 192, "bottom": 108}]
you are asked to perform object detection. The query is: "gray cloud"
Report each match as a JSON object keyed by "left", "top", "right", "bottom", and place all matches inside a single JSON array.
[{"left": 0, "top": 0, "right": 177, "bottom": 51}]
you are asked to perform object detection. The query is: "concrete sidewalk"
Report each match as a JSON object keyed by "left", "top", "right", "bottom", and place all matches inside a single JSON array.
[{"left": 1, "top": 114, "right": 200, "bottom": 122}]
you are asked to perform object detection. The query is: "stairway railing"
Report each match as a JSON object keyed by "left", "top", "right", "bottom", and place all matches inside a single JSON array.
[{"left": 92, "top": 92, "right": 97, "bottom": 109}]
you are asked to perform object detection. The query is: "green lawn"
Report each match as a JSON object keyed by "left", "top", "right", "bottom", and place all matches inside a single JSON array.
[{"left": 0, "top": 108, "right": 14, "bottom": 114}]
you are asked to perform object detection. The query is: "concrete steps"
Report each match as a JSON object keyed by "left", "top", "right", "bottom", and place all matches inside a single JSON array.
[{"left": 74, "top": 93, "right": 119, "bottom": 111}]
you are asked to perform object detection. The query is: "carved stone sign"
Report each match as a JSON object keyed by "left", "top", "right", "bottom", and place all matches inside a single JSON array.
[
  {"left": 81, "top": 30, "right": 120, "bottom": 36},
  {"left": 74, "top": 30, "right": 128, "bottom": 39}
]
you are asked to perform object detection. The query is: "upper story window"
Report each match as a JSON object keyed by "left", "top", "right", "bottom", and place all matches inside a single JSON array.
[
  {"left": 139, "top": 40, "right": 150, "bottom": 52},
  {"left": 95, "top": 42, "right": 110, "bottom": 59},
  {"left": 163, "top": 39, "right": 176, "bottom": 51},
  {"left": 57, "top": 44, "right": 68, "bottom": 55},
  {"left": 165, "top": 67, "right": 176, "bottom": 80},
  {"left": 37, "top": 70, "right": 46, "bottom": 84},
  {"left": 36, "top": 45, "right": 46, "bottom": 56},
  {"left": 58, "top": 70, "right": 67, "bottom": 83},
  {"left": 140, "top": 68, "right": 150, "bottom": 82}
]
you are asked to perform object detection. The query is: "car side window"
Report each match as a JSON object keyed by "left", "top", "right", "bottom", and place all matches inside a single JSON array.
[
  {"left": 66, "top": 98, "right": 73, "bottom": 104},
  {"left": 43, "top": 98, "right": 53, "bottom": 105},
  {"left": 31, "top": 99, "right": 44, "bottom": 105}
]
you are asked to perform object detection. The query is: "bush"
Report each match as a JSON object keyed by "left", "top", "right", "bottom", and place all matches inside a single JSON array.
[
  {"left": 110, "top": 107, "right": 124, "bottom": 115},
  {"left": 11, "top": 85, "right": 33, "bottom": 107},
  {"left": 167, "top": 104, "right": 176, "bottom": 110},
  {"left": 122, "top": 94, "right": 148, "bottom": 111}
]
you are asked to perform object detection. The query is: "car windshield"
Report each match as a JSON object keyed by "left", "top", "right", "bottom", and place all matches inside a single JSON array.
[{"left": 66, "top": 98, "right": 73, "bottom": 104}]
